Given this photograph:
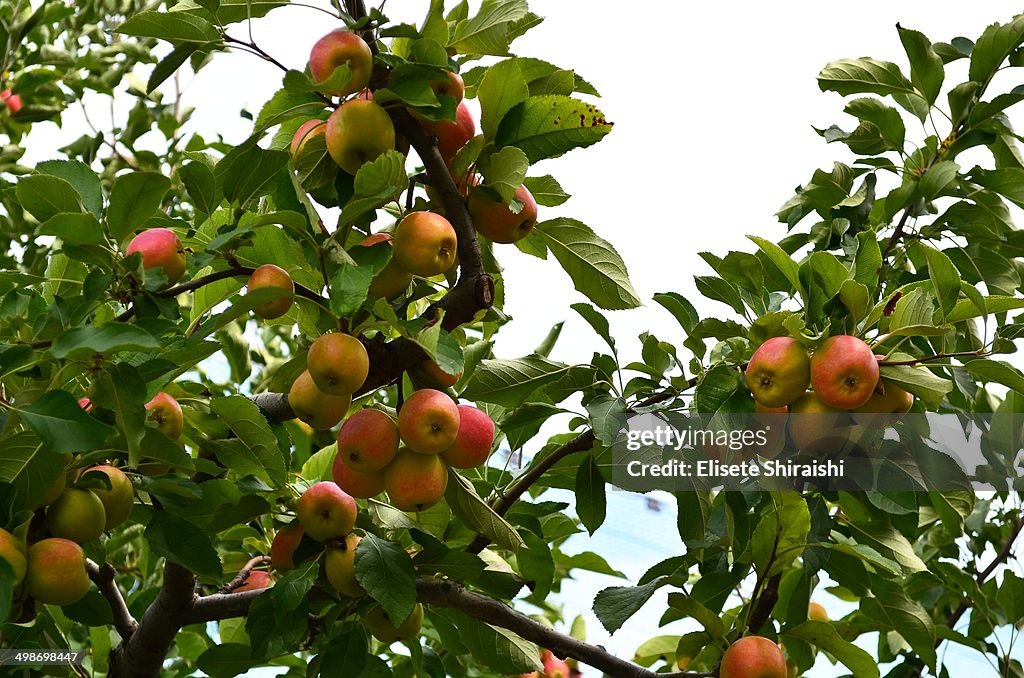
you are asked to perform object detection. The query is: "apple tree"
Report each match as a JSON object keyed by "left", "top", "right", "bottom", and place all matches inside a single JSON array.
[{"left": 0, "top": 2, "right": 1023, "bottom": 678}]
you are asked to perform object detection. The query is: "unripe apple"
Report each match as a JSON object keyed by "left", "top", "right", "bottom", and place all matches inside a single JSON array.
[
  {"left": 808, "top": 601, "right": 829, "bottom": 621},
  {"left": 409, "top": 358, "right": 461, "bottom": 388},
  {"left": 126, "top": 228, "right": 187, "bottom": 287},
  {"left": 288, "top": 370, "right": 352, "bottom": 430},
  {"left": 787, "top": 392, "right": 847, "bottom": 453},
  {"left": 46, "top": 487, "right": 106, "bottom": 543},
  {"left": 290, "top": 119, "right": 327, "bottom": 159},
  {"left": 308, "top": 30, "right": 373, "bottom": 97},
  {"left": 337, "top": 409, "right": 400, "bottom": 472},
  {"left": 397, "top": 389, "right": 461, "bottom": 455},
  {"left": 851, "top": 375, "right": 913, "bottom": 428},
  {"left": 468, "top": 184, "right": 538, "bottom": 244},
  {"left": 235, "top": 570, "right": 274, "bottom": 592},
  {"left": 296, "top": 481, "right": 357, "bottom": 542},
  {"left": 325, "top": 533, "right": 364, "bottom": 597},
  {"left": 270, "top": 523, "right": 304, "bottom": 572},
  {"left": 745, "top": 337, "right": 810, "bottom": 408},
  {"left": 308, "top": 333, "right": 370, "bottom": 396},
  {"left": 1, "top": 89, "right": 23, "bottom": 115},
  {"left": 441, "top": 405, "right": 495, "bottom": 468},
  {"left": 0, "top": 528, "right": 27, "bottom": 585},
  {"left": 392, "top": 212, "right": 458, "bottom": 278},
  {"left": 420, "top": 101, "right": 476, "bottom": 164},
  {"left": 326, "top": 99, "right": 396, "bottom": 175},
  {"left": 24, "top": 538, "right": 90, "bottom": 606},
  {"left": 247, "top": 264, "right": 295, "bottom": 320},
  {"left": 384, "top": 447, "right": 448, "bottom": 512},
  {"left": 541, "top": 650, "right": 570, "bottom": 678},
  {"left": 332, "top": 455, "right": 386, "bottom": 499},
  {"left": 363, "top": 603, "right": 424, "bottom": 643},
  {"left": 358, "top": 233, "right": 413, "bottom": 300},
  {"left": 430, "top": 71, "right": 465, "bottom": 103},
  {"left": 145, "top": 392, "right": 184, "bottom": 440},
  {"left": 82, "top": 465, "right": 133, "bottom": 531},
  {"left": 719, "top": 636, "right": 787, "bottom": 678},
  {"left": 810, "top": 335, "right": 879, "bottom": 410}
]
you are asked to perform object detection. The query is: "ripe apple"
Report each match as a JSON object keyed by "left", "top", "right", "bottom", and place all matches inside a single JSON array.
[
  {"left": 24, "top": 538, "right": 91, "bottom": 606},
  {"left": 0, "top": 528, "right": 27, "bottom": 585},
  {"left": 719, "top": 636, "right": 787, "bottom": 678},
  {"left": 326, "top": 98, "right": 396, "bottom": 175},
  {"left": 409, "top": 358, "right": 461, "bottom": 388},
  {"left": 540, "top": 650, "right": 570, "bottom": 678},
  {"left": 82, "top": 465, "right": 133, "bottom": 530},
  {"left": 851, "top": 377, "right": 914, "bottom": 428},
  {"left": 46, "top": 488, "right": 106, "bottom": 543},
  {"left": 420, "top": 101, "right": 476, "bottom": 164},
  {"left": 296, "top": 481, "right": 357, "bottom": 542},
  {"left": 145, "top": 392, "right": 184, "bottom": 440},
  {"left": 358, "top": 233, "right": 413, "bottom": 300},
  {"left": 808, "top": 601, "right": 829, "bottom": 621},
  {"left": 126, "top": 228, "right": 187, "bottom": 287},
  {"left": 1, "top": 89, "right": 23, "bottom": 115},
  {"left": 78, "top": 397, "right": 93, "bottom": 412},
  {"left": 288, "top": 370, "right": 352, "bottom": 430},
  {"left": 430, "top": 71, "right": 465, "bottom": 103},
  {"left": 332, "top": 455, "right": 386, "bottom": 499},
  {"left": 392, "top": 211, "right": 458, "bottom": 277},
  {"left": 325, "top": 533, "right": 365, "bottom": 597},
  {"left": 337, "top": 409, "right": 400, "bottom": 472},
  {"left": 384, "top": 447, "right": 448, "bottom": 512},
  {"left": 397, "top": 389, "right": 461, "bottom": 455},
  {"left": 247, "top": 264, "right": 295, "bottom": 320},
  {"left": 270, "top": 523, "right": 304, "bottom": 572},
  {"left": 290, "top": 119, "right": 326, "bottom": 159},
  {"left": 468, "top": 184, "right": 539, "bottom": 244},
  {"left": 744, "top": 337, "right": 810, "bottom": 408},
  {"left": 363, "top": 603, "right": 424, "bottom": 643},
  {"left": 307, "top": 333, "right": 370, "bottom": 396},
  {"left": 441, "top": 405, "right": 495, "bottom": 468},
  {"left": 787, "top": 392, "right": 847, "bottom": 453},
  {"left": 235, "top": 570, "right": 274, "bottom": 592},
  {"left": 810, "top": 335, "right": 879, "bottom": 410},
  {"left": 308, "top": 30, "right": 372, "bottom": 96}
]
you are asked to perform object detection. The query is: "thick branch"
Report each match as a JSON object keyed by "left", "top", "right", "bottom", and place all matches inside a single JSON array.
[
  {"left": 746, "top": 573, "right": 781, "bottom": 633},
  {"left": 186, "top": 588, "right": 267, "bottom": 624},
  {"left": 86, "top": 560, "right": 138, "bottom": 641}
]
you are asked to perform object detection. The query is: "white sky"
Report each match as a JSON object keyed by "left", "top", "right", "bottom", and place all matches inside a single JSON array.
[{"left": 20, "top": 0, "right": 1024, "bottom": 675}]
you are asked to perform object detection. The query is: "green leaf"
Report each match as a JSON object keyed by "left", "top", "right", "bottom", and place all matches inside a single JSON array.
[
  {"left": 179, "top": 162, "right": 221, "bottom": 215},
  {"left": 970, "top": 167, "right": 1024, "bottom": 209},
  {"left": 478, "top": 59, "right": 530, "bottom": 139},
  {"left": 948, "top": 295, "right": 1024, "bottom": 322},
  {"left": 920, "top": 160, "right": 959, "bottom": 200},
  {"left": 575, "top": 455, "right": 606, "bottom": 535},
  {"left": 116, "top": 10, "right": 221, "bottom": 43},
  {"left": 145, "top": 511, "right": 222, "bottom": 580},
  {"left": 337, "top": 151, "right": 408, "bottom": 226},
  {"left": 845, "top": 98, "right": 906, "bottom": 150},
  {"left": 478, "top": 146, "right": 529, "bottom": 204},
  {"left": 445, "top": 469, "right": 525, "bottom": 552},
  {"left": 897, "top": 25, "right": 944, "bottom": 105},
  {"left": 523, "top": 175, "right": 570, "bottom": 206},
  {"left": 450, "top": 0, "right": 529, "bottom": 55},
  {"left": 694, "top": 364, "right": 741, "bottom": 414},
  {"left": 782, "top": 621, "right": 880, "bottom": 678},
  {"left": 666, "top": 593, "right": 726, "bottom": 639},
  {"left": 496, "top": 95, "right": 613, "bottom": 163},
  {"left": 0, "top": 432, "right": 63, "bottom": 509},
  {"left": 518, "top": 531, "right": 554, "bottom": 599},
  {"left": 36, "top": 160, "right": 103, "bottom": 216},
  {"left": 879, "top": 356, "right": 953, "bottom": 408},
  {"left": 147, "top": 43, "right": 199, "bottom": 94},
  {"left": 16, "top": 175, "right": 82, "bottom": 222},
  {"left": 195, "top": 644, "right": 257, "bottom": 678},
  {"left": 99, "top": 364, "right": 148, "bottom": 469},
  {"left": 593, "top": 576, "right": 672, "bottom": 634},
  {"left": 16, "top": 390, "right": 115, "bottom": 454},
  {"left": 964, "top": 358, "right": 1024, "bottom": 395},
  {"left": 39, "top": 213, "right": 105, "bottom": 245},
  {"left": 818, "top": 57, "right": 927, "bottom": 120},
  {"left": 51, "top": 323, "right": 160, "bottom": 359},
  {"left": 970, "top": 17, "right": 1024, "bottom": 83},
  {"left": 919, "top": 244, "right": 961, "bottom": 318},
  {"left": 861, "top": 579, "right": 936, "bottom": 670},
  {"left": 571, "top": 302, "right": 615, "bottom": 351},
  {"left": 847, "top": 520, "right": 928, "bottom": 573},
  {"left": 533, "top": 218, "right": 640, "bottom": 310},
  {"left": 215, "top": 139, "right": 289, "bottom": 207},
  {"left": 462, "top": 355, "right": 570, "bottom": 408},
  {"left": 750, "top": 492, "right": 810, "bottom": 576},
  {"left": 255, "top": 88, "right": 325, "bottom": 132},
  {"left": 435, "top": 609, "right": 541, "bottom": 673},
  {"left": 107, "top": 173, "right": 172, "bottom": 241},
  {"left": 208, "top": 396, "right": 286, "bottom": 486},
  {"left": 355, "top": 533, "right": 417, "bottom": 624}
]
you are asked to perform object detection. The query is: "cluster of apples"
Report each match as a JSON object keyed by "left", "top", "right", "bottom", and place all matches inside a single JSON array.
[{"left": 744, "top": 334, "right": 914, "bottom": 452}]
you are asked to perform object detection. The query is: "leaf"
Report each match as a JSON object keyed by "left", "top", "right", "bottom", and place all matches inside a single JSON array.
[
  {"left": 518, "top": 531, "right": 554, "bottom": 599},
  {"left": 970, "top": 17, "right": 1024, "bottom": 83},
  {"left": 478, "top": 59, "right": 529, "bottom": 139},
  {"left": 782, "top": 621, "right": 880, "bottom": 678},
  {"left": 749, "top": 236, "right": 805, "bottom": 300},
  {"left": 571, "top": 302, "right": 615, "bottom": 351},
  {"left": 533, "top": 218, "right": 640, "bottom": 310},
  {"left": 0, "top": 431, "right": 63, "bottom": 508},
  {"left": 970, "top": 167, "right": 1024, "bottom": 209},
  {"left": 818, "top": 57, "right": 927, "bottom": 120},
  {"left": 195, "top": 644, "right": 257, "bottom": 678},
  {"left": 179, "top": 162, "right": 221, "bottom": 215},
  {"left": 16, "top": 390, "right": 115, "bottom": 454},
  {"left": 39, "top": 213, "right": 105, "bottom": 245},
  {"left": 445, "top": 469, "right": 525, "bottom": 552},
  {"left": 860, "top": 579, "right": 937, "bottom": 670},
  {"left": 148, "top": 43, "right": 199, "bottom": 94},
  {"left": 16, "top": 175, "right": 82, "bottom": 222},
  {"left": 593, "top": 576, "right": 672, "bottom": 634},
  {"left": 254, "top": 88, "right": 325, "bottom": 132},
  {"left": 897, "top": 25, "right": 944, "bottom": 105},
  {"left": 450, "top": 0, "right": 529, "bottom": 55},
  {"left": 666, "top": 593, "right": 726, "bottom": 639},
  {"left": 879, "top": 359, "right": 952, "bottom": 408},
  {"left": 435, "top": 609, "right": 541, "bottom": 673},
  {"left": 920, "top": 160, "right": 959, "bottom": 201},
  {"left": 964, "top": 358, "right": 1024, "bottom": 395},
  {"left": 496, "top": 95, "right": 613, "bottom": 163},
  {"left": 575, "top": 455, "right": 606, "bottom": 535},
  {"left": 523, "top": 175, "right": 570, "bottom": 207},
  {"left": 354, "top": 533, "right": 417, "bottom": 624},
  {"left": 919, "top": 244, "right": 961, "bottom": 318},
  {"left": 337, "top": 151, "right": 408, "bottom": 226},
  {"left": 36, "top": 160, "right": 103, "bottom": 215},
  {"left": 51, "top": 323, "right": 160, "bottom": 359},
  {"left": 844, "top": 98, "right": 906, "bottom": 150},
  {"left": 462, "top": 355, "right": 570, "bottom": 408},
  {"left": 208, "top": 396, "right": 286, "bottom": 486},
  {"left": 107, "top": 173, "right": 172, "bottom": 241},
  {"left": 145, "top": 511, "right": 222, "bottom": 580},
  {"left": 750, "top": 492, "right": 811, "bottom": 576},
  {"left": 215, "top": 139, "right": 289, "bottom": 207},
  {"left": 99, "top": 364, "right": 148, "bottom": 469},
  {"left": 586, "top": 395, "right": 626, "bottom": 447},
  {"left": 116, "top": 10, "right": 221, "bottom": 43},
  {"left": 948, "top": 295, "right": 1024, "bottom": 322},
  {"left": 847, "top": 520, "right": 928, "bottom": 573}
]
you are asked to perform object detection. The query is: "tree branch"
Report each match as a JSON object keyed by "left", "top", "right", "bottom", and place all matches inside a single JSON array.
[
  {"left": 186, "top": 588, "right": 267, "bottom": 624},
  {"left": 218, "top": 555, "right": 271, "bottom": 593},
  {"left": 86, "top": 560, "right": 138, "bottom": 641}
]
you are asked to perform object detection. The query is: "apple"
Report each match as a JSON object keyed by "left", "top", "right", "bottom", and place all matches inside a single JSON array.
[
  {"left": 307, "top": 333, "right": 370, "bottom": 396},
  {"left": 810, "top": 335, "right": 879, "bottom": 410},
  {"left": 337, "top": 409, "right": 400, "bottom": 472},
  {"left": 384, "top": 447, "right": 448, "bottom": 512},
  {"left": 420, "top": 101, "right": 476, "bottom": 164},
  {"left": 78, "top": 397, "right": 93, "bottom": 413},
  {"left": 325, "top": 533, "right": 365, "bottom": 597},
  {"left": 787, "top": 392, "right": 848, "bottom": 453},
  {"left": 270, "top": 523, "right": 305, "bottom": 572},
  {"left": 851, "top": 376, "right": 914, "bottom": 428},
  {"left": 808, "top": 601, "right": 829, "bottom": 621},
  {"left": 290, "top": 119, "right": 327, "bottom": 159},
  {"left": 235, "top": 570, "right": 274, "bottom": 592},
  {"left": 326, "top": 98, "right": 396, "bottom": 175},
  {"left": 82, "top": 465, "right": 133, "bottom": 530},
  {"left": 409, "top": 358, "right": 461, "bottom": 388},
  {"left": 358, "top": 233, "right": 413, "bottom": 300},
  {"left": 468, "top": 184, "right": 539, "bottom": 244},
  {"left": 392, "top": 211, "right": 458, "bottom": 277},
  {"left": 397, "top": 389, "right": 461, "bottom": 455},
  {"left": 0, "top": 528, "right": 27, "bottom": 585},
  {"left": 24, "top": 538, "right": 91, "bottom": 606},
  {"left": 540, "top": 650, "right": 570, "bottom": 678},
  {"left": 745, "top": 337, "right": 810, "bottom": 408},
  {"left": 719, "top": 636, "right": 787, "bottom": 678},
  {"left": 430, "top": 71, "right": 465, "bottom": 103},
  {"left": 126, "top": 228, "right": 187, "bottom": 287},
  {"left": 145, "top": 392, "right": 184, "bottom": 440},
  {"left": 332, "top": 455, "right": 386, "bottom": 499},
  {"left": 363, "top": 603, "right": 424, "bottom": 643},
  {"left": 1, "top": 89, "right": 23, "bottom": 115},
  {"left": 308, "top": 30, "right": 373, "bottom": 96},
  {"left": 296, "top": 481, "right": 357, "bottom": 541},
  {"left": 288, "top": 370, "right": 352, "bottom": 430},
  {"left": 441, "top": 405, "right": 495, "bottom": 468},
  {"left": 753, "top": 402, "right": 788, "bottom": 459},
  {"left": 46, "top": 488, "right": 106, "bottom": 543},
  {"left": 247, "top": 264, "right": 295, "bottom": 320}
]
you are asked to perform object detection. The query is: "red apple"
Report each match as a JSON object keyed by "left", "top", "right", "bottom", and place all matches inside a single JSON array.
[
  {"left": 1, "top": 89, "right": 23, "bottom": 115},
  {"left": 326, "top": 98, "right": 396, "bottom": 175},
  {"left": 468, "top": 183, "right": 539, "bottom": 244},
  {"left": 296, "top": 481, "right": 357, "bottom": 541},
  {"left": 392, "top": 211, "right": 458, "bottom": 277},
  {"left": 270, "top": 523, "right": 304, "bottom": 571},
  {"left": 441, "top": 405, "right": 495, "bottom": 468},
  {"left": 145, "top": 392, "right": 184, "bottom": 440},
  {"left": 290, "top": 119, "right": 327, "bottom": 160},
  {"left": 126, "top": 228, "right": 187, "bottom": 287},
  {"left": 337, "top": 408, "right": 400, "bottom": 472},
  {"left": 397, "top": 389, "right": 460, "bottom": 455},
  {"left": 420, "top": 101, "right": 476, "bottom": 164},
  {"left": 810, "top": 335, "right": 879, "bottom": 410},
  {"left": 247, "top": 264, "right": 295, "bottom": 320},
  {"left": 308, "top": 30, "right": 373, "bottom": 97},
  {"left": 235, "top": 570, "right": 274, "bottom": 592},
  {"left": 358, "top": 233, "right": 413, "bottom": 301},
  {"left": 332, "top": 455, "right": 386, "bottom": 499}
]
